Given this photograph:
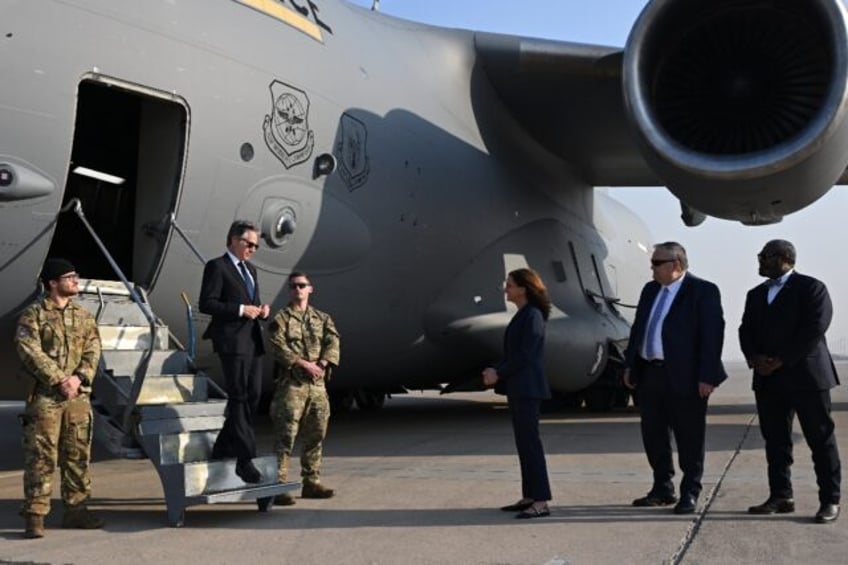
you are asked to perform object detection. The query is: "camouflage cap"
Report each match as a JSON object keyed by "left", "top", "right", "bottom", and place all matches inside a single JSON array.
[{"left": 40, "top": 258, "right": 76, "bottom": 283}]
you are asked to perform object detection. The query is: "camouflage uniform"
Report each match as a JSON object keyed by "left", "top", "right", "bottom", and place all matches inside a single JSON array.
[
  {"left": 269, "top": 304, "right": 340, "bottom": 485},
  {"left": 15, "top": 296, "right": 101, "bottom": 517}
]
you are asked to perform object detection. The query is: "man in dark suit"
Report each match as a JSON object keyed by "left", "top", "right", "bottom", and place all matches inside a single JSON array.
[
  {"left": 199, "top": 220, "right": 270, "bottom": 483},
  {"left": 740, "top": 239, "right": 841, "bottom": 523},
  {"left": 624, "top": 242, "right": 728, "bottom": 514}
]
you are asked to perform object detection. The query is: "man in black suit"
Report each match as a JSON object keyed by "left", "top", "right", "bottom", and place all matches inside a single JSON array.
[
  {"left": 200, "top": 220, "right": 270, "bottom": 483},
  {"left": 740, "top": 239, "right": 841, "bottom": 523},
  {"left": 624, "top": 242, "right": 728, "bottom": 514}
]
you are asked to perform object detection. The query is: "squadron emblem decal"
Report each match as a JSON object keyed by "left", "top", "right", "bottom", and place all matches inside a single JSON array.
[
  {"left": 263, "top": 80, "right": 315, "bottom": 169},
  {"left": 334, "top": 113, "right": 370, "bottom": 191}
]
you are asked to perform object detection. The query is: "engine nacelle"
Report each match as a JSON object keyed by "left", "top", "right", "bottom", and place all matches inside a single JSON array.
[{"left": 624, "top": 0, "right": 848, "bottom": 225}]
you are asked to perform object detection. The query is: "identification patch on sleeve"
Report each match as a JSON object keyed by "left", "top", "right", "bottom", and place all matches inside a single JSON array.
[{"left": 16, "top": 325, "right": 31, "bottom": 339}]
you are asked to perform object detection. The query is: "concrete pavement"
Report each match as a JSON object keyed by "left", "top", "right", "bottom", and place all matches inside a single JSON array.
[{"left": 1, "top": 361, "right": 846, "bottom": 564}]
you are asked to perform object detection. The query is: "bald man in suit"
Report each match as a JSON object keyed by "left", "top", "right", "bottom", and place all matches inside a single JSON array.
[{"left": 740, "top": 239, "right": 841, "bottom": 523}]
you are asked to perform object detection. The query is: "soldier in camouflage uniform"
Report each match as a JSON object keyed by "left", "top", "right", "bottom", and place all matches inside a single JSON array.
[
  {"left": 14, "top": 258, "right": 103, "bottom": 538},
  {"left": 269, "top": 272, "right": 340, "bottom": 505}
]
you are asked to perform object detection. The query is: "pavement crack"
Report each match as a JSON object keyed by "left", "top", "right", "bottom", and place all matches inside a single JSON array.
[{"left": 667, "top": 413, "right": 757, "bottom": 565}]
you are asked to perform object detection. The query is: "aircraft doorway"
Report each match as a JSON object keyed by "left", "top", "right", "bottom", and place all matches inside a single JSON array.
[{"left": 48, "top": 78, "right": 188, "bottom": 289}]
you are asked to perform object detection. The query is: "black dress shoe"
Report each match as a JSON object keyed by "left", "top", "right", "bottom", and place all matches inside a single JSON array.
[
  {"left": 500, "top": 500, "right": 534, "bottom": 512},
  {"left": 235, "top": 461, "right": 263, "bottom": 484},
  {"left": 815, "top": 503, "right": 840, "bottom": 523},
  {"left": 515, "top": 505, "right": 550, "bottom": 519},
  {"left": 748, "top": 497, "right": 795, "bottom": 515},
  {"left": 632, "top": 493, "right": 677, "bottom": 507},
  {"left": 673, "top": 494, "right": 697, "bottom": 514}
]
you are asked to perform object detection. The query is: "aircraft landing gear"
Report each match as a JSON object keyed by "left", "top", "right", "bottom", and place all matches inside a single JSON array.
[
  {"left": 329, "top": 390, "right": 355, "bottom": 413},
  {"left": 354, "top": 390, "right": 386, "bottom": 411},
  {"left": 329, "top": 389, "right": 387, "bottom": 412}
]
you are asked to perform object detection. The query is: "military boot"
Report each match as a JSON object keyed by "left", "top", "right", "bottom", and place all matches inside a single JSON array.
[
  {"left": 274, "top": 492, "right": 296, "bottom": 506},
  {"left": 273, "top": 454, "right": 296, "bottom": 505},
  {"left": 62, "top": 507, "right": 104, "bottom": 529},
  {"left": 24, "top": 513, "right": 45, "bottom": 539},
  {"left": 302, "top": 482, "right": 334, "bottom": 499}
]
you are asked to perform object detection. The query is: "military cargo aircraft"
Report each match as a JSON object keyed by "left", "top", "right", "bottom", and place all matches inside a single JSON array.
[{"left": 3, "top": 0, "right": 848, "bottom": 412}]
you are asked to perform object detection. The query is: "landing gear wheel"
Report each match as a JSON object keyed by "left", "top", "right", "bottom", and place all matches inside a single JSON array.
[
  {"left": 613, "top": 387, "right": 632, "bottom": 409},
  {"left": 329, "top": 391, "right": 355, "bottom": 413},
  {"left": 354, "top": 390, "right": 386, "bottom": 411},
  {"left": 583, "top": 386, "right": 615, "bottom": 412}
]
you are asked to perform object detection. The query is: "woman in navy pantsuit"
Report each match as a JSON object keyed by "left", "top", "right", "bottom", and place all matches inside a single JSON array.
[{"left": 483, "top": 268, "right": 553, "bottom": 519}]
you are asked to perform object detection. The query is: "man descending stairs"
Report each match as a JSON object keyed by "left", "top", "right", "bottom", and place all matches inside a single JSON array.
[{"left": 77, "top": 278, "right": 298, "bottom": 527}]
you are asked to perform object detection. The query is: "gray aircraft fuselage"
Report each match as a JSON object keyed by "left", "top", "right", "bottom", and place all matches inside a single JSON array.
[
  {"left": 0, "top": 0, "right": 648, "bottom": 401},
  {"left": 5, "top": 0, "right": 847, "bottom": 403}
]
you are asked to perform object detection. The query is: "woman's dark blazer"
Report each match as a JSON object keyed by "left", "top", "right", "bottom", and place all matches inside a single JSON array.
[{"left": 497, "top": 304, "right": 551, "bottom": 400}]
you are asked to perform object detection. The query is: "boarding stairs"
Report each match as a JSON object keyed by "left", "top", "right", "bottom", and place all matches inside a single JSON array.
[{"left": 76, "top": 278, "right": 297, "bottom": 527}]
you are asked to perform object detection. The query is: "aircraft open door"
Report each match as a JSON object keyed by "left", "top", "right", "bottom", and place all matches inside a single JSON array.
[{"left": 48, "top": 76, "right": 189, "bottom": 289}]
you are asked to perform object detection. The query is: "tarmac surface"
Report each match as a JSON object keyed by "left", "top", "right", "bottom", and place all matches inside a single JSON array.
[{"left": 1, "top": 361, "right": 847, "bottom": 564}]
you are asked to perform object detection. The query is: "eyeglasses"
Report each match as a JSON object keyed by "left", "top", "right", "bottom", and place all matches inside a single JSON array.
[
  {"left": 59, "top": 273, "right": 80, "bottom": 281},
  {"left": 757, "top": 252, "right": 779, "bottom": 260},
  {"left": 650, "top": 259, "right": 676, "bottom": 267},
  {"left": 240, "top": 238, "right": 259, "bottom": 250},
  {"left": 289, "top": 282, "right": 310, "bottom": 290}
]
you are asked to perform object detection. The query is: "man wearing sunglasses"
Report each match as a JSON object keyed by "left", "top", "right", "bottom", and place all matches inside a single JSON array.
[
  {"left": 740, "top": 239, "right": 841, "bottom": 523},
  {"left": 199, "top": 220, "right": 271, "bottom": 484},
  {"left": 268, "top": 272, "right": 340, "bottom": 505},
  {"left": 623, "top": 242, "right": 728, "bottom": 515}
]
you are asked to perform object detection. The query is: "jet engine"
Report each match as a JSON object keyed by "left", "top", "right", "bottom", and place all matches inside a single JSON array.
[{"left": 624, "top": 0, "right": 848, "bottom": 225}]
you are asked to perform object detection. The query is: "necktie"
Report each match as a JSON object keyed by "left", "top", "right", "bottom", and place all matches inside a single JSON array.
[
  {"left": 765, "top": 278, "right": 781, "bottom": 304},
  {"left": 644, "top": 288, "right": 669, "bottom": 359},
  {"left": 238, "top": 262, "right": 255, "bottom": 301}
]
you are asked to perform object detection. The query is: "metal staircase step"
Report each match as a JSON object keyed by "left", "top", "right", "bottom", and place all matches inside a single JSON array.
[
  {"left": 193, "top": 482, "right": 300, "bottom": 505},
  {"left": 78, "top": 278, "right": 134, "bottom": 296},
  {"left": 114, "top": 374, "right": 208, "bottom": 404},
  {"left": 101, "top": 349, "right": 191, "bottom": 376},
  {"left": 98, "top": 325, "right": 169, "bottom": 350},
  {"left": 138, "top": 414, "right": 226, "bottom": 435},
  {"left": 138, "top": 401, "right": 226, "bottom": 421},
  {"left": 183, "top": 456, "right": 281, "bottom": 497},
  {"left": 157, "top": 431, "right": 218, "bottom": 464}
]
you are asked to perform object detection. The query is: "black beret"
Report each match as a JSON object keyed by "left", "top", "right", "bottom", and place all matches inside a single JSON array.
[{"left": 40, "top": 258, "right": 76, "bottom": 283}]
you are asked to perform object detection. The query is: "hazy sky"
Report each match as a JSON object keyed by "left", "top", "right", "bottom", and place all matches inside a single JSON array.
[{"left": 347, "top": 0, "right": 848, "bottom": 360}]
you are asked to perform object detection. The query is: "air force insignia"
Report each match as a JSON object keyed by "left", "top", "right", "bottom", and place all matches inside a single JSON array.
[
  {"left": 263, "top": 80, "right": 315, "bottom": 169},
  {"left": 334, "top": 113, "right": 370, "bottom": 192}
]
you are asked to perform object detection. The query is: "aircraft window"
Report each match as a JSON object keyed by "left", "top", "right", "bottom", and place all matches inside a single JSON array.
[{"left": 552, "top": 260, "right": 567, "bottom": 283}]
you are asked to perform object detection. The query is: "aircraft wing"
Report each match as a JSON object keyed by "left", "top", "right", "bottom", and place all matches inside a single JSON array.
[{"left": 475, "top": 33, "right": 659, "bottom": 188}]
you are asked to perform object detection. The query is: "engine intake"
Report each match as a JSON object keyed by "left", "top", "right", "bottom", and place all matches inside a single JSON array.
[{"left": 624, "top": 0, "right": 848, "bottom": 224}]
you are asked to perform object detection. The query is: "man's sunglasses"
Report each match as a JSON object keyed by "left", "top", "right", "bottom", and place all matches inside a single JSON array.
[
  {"left": 240, "top": 238, "right": 259, "bottom": 250},
  {"left": 650, "top": 259, "right": 676, "bottom": 267},
  {"left": 289, "top": 282, "right": 310, "bottom": 289}
]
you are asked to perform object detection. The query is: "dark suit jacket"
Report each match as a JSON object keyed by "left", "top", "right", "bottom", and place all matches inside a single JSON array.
[
  {"left": 496, "top": 304, "right": 551, "bottom": 400},
  {"left": 625, "top": 272, "right": 728, "bottom": 395},
  {"left": 199, "top": 254, "right": 266, "bottom": 356},
  {"left": 739, "top": 272, "right": 839, "bottom": 391}
]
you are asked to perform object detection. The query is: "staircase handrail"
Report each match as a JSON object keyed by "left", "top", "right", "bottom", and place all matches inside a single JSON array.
[
  {"left": 167, "top": 212, "right": 207, "bottom": 265},
  {"left": 59, "top": 198, "right": 155, "bottom": 433}
]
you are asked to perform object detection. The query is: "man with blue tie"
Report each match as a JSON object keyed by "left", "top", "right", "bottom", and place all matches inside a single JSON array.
[
  {"left": 740, "top": 239, "right": 841, "bottom": 523},
  {"left": 200, "top": 220, "right": 270, "bottom": 483},
  {"left": 624, "top": 242, "right": 728, "bottom": 514}
]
